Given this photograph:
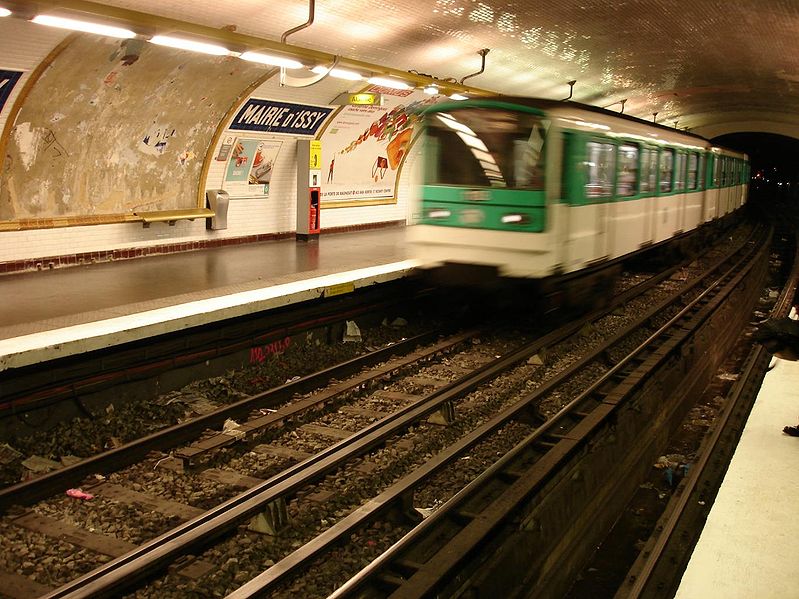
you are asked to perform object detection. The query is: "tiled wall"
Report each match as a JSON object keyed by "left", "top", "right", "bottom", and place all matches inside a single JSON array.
[{"left": 0, "top": 25, "right": 414, "bottom": 273}]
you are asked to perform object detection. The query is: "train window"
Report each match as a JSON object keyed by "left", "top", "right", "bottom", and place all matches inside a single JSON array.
[
  {"left": 674, "top": 153, "right": 686, "bottom": 192},
  {"left": 424, "top": 109, "right": 546, "bottom": 189},
  {"left": 585, "top": 141, "right": 616, "bottom": 198},
  {"left": 617, "top": 144, "right": 638, "bottom": 197},
  {"left": 659, "top": 149, "right": 674, "bottom": 193},
  {"left": 687, "top": 153, "right": 699, "bottom": 190},
  {"left": 640, "top": 148, "right": 658, "bottom": 194},
  {"left": 712, "top": 156, "right": 720, "bottom": 186}
]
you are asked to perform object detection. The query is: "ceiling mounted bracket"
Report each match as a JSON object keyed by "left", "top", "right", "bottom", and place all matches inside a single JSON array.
[
  {"left": 279, "top": 0, "right": 316, "bottom": 86},
  {"left": 562, "top": 80, "right": 577, "bottom": 101},
  {"left": 459, "top": 48, "right": 490, "bottom": 85}
]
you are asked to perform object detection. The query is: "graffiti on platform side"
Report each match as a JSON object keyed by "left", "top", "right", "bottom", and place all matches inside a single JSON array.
[{"left": 249, "top": 336, "right": 292, "bottom": 364}]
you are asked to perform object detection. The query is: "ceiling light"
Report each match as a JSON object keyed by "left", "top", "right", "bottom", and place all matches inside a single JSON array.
[
  {"left": 149, "top": 35, "right": 228, "bottom": 56},
  {"left": 240, "top": 51, "right": 303, "bottom": 69},
  {"left": 0, "top": 8, "right": 11, "bottom": 17},
  {"left": 449, "top": 93, "right": 469, "bottom": 101},
  {"left": 32, "top": 15, "right": 135, "bottom": 38},
  {"left": 312, "top": 66, "right": 364, "bottom": 81},
  {"left": 367, "top": 76, "right": 412, "bottom": 90},
  {"left": 423, "top": 85, "right": 439, "bottom": 95}
]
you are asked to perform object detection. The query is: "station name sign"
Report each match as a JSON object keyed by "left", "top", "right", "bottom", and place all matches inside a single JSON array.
[
  {"left": 230, "top": 99, "right": 333, "bottom": 136},
  {"left": 0, "top": 70, "right": 23, "bottom": 113}
]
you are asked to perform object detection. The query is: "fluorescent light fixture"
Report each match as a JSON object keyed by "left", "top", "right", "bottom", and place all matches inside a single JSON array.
[
  {"left": 32, "top": 15, "right": 135, "bottom": 38},
  {"left": 0, "top": 8, "right": 11, "bottom": 17},
  {"left": 367, "top": 76, "right": 412, "bottom": 90},
  {"left": 423, "top": 85, "right": 439, "bottom": 95},
  {"left": 449, "top": 93, "right": 469, "bottom": 100},
  {"left": 240, "top": 51, "right": 303, "bottom": 69},
  {"left": 311, "top": 66, "right": 364, "bottom": 80},
  {"left": 149, "top": 35, "right": 228, "bottom": 56}
]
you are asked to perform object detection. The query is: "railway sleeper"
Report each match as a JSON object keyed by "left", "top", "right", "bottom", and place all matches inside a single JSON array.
[
  {"left": 248, "top": 496, "right": 290, "bottom": 535},
  {"left": 427, "top": 400, "right": 456, "bottom": 426},
  {"left": 382, "top": 491, "right": 425, "bottom": 525}
]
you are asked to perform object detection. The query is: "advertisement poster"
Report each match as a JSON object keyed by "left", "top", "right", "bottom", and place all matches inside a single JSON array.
[
  {"left": 319, "top": 86, "right": 444, "bottom": 206},
  {"left": 223, "top": 138, "right": 283, "bottom": 197}
]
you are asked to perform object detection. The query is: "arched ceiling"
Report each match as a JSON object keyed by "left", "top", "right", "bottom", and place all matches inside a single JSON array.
[{"left": 8, "top": 0, "right": 799, "bottom": 140}]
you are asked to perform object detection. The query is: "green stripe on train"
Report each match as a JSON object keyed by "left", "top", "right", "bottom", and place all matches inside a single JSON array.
[
  {"left": 419, "top": 199, "right": 546, "bottom": 232},
  {"left": 420, "top": 185, "right": 546, "bottom": 207}
]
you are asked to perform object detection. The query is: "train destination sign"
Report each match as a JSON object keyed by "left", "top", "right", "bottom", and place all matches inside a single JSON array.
[{"left": 230, "top": 99, "right": 333, "bottom": 136}]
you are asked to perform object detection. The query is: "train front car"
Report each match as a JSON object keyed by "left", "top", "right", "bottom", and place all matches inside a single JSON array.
[
  {"left": 408, "top": 97, "right": 750, "bottom": 302},
  {"left": 408, "top": 99, "right": 555, "bottom": 283}
]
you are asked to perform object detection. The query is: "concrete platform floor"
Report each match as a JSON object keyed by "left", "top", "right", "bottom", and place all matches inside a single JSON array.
[
  {"left": 676, "top": 354, "right": 799, "bottom": 598},
  {"left": 0, "top": 227, "right": 414, "bottom": 369}
]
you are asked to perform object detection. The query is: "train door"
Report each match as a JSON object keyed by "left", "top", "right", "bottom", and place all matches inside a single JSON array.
[
  {"left": 705, "top": 154, "right": 719, "bottom": 221},
  {"left": 719, "top": 157, "right": 731, "bottom": 216},
  {"left": 684, "top": 151, "right": 703, "bottom": 231},
  {"left": 607, "top": 142, "right": 648, "bottom": 258},
  {"left": 561, "top": 133, "right": 611, "bottom": 273},
  {"left": 640, "top": 146, "right": 657, "bottom": 244},
  {"left": 674, "top": 150, "right": 687, "bottom": 233},
  {"left": 696, "top": 152, "right": 708, "bottom": 224},
  {"left": 653, "top": 148, "right": 678, "bottom": 243}
]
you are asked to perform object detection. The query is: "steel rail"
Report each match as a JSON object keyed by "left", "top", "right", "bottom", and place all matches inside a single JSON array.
[
  {"left": 40, "top": 226, "right": 763, "bottom": 599},
  {"left": 326, "top": 228, "right": 768, "bottom": 599},
  {"left": 616, "top": 228, "right": 797, "bottom": 599},
  {"left": 233, "top": 230, "right": 767, "bottom": 598},
  {"left": 0, "top": 329, "right": 447, "bottom": 513},
  {"left": 41, "top": 323, "right": 579, "bottom": 599}
]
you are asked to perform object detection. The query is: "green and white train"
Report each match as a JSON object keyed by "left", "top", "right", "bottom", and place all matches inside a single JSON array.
[{"left": 408, "top": 97, "right": 749, "bottom": 284}]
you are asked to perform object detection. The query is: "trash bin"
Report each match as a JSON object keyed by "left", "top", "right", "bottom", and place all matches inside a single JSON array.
[{"left": 206, "top": 190, "right": 230, "bottom": 230}]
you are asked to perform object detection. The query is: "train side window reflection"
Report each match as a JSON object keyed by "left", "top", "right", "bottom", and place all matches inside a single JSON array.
[
  {"left": 660, "top": 149, "right": 674, "bottom": 193},
  {"left": 674, "top": 152, "right": 686, "bottom": 192},
  {"left": 640, "top": 148, "right": 657, "bottom": 195},
  {"left": 687, "top": 153, "right": 698, "bottom": 190},
  {"left": 585, "top": 141, "right": 615, "bottom": 198},
  {"left": 696, "top": 154, "right": 705, "bottom": 190},
  {"left": 617, "top": 144, "right": 639, "bottom": 197}
]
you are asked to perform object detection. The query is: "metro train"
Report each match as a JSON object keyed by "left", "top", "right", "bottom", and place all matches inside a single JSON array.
[{"left": 408, "top": 97, "right": 749, "bottom": 300}]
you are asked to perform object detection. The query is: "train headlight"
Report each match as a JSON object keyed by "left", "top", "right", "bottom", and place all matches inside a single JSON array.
[
  {"left": 501, "top": 213, "right": 531, "bottom": 225},
  {"left": 427, "top": 209, "right": 452, "bottom": 219}
]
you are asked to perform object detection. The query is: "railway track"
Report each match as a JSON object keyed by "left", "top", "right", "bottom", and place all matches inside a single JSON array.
[
  {"left": 0, "top": 223, "right": 768, "bottom": 599},
  {"left": 609, "top": 228, "right": 798, "bottom": 599}
]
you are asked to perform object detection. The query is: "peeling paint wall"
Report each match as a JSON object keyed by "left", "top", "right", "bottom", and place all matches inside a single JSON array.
[{"left": 0, "top": 34, "right": 264, "bottom": 222}]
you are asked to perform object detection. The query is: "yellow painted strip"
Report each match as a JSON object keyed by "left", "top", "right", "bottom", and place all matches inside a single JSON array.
[{"left": 324, "top": 282, "right": 355, "bottom": 297}]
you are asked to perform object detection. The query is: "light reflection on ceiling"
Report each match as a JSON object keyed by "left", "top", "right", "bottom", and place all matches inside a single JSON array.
[{"left": 55, "top": 0, "right": 799, "bottom": 137}]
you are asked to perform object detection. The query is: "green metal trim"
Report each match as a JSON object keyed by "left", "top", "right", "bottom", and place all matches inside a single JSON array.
[
  {"left": 420, "top": 99, "right": 547, "bottom": 117},
  {"left": 420, "top": 185, "right": 546, "bottom": 207},
  {"left": 419, "top": 199, "right": 546, "bottom": 232}
]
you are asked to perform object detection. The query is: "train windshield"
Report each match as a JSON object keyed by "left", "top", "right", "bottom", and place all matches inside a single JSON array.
[{"left": 424, "top": 109, "right": 546, "bottom": 189}]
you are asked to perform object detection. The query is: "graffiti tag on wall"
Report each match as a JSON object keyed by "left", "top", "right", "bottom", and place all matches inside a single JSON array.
[{"left": 249, "top": 337, "right": 292, "bottom": 364}]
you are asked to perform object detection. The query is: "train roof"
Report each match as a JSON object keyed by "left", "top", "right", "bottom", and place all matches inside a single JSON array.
[{"left": 425, "top": 96, "right": 748, "bottom": 158}]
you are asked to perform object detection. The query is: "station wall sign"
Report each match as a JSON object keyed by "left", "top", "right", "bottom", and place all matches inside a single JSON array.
[
  {"left": 230, "top": 98, "right": 333, "bottom": 136},
  {"left": 0, "top": 70, "right": 23, "bottom": 113}
]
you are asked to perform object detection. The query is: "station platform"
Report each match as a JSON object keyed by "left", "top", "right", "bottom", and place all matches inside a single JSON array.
[
  {"left": 675, "top": 352, "right": 799, "bottom": 598},
  {"left": 0, "top": 226, "right": 415, "bottom": 371}
]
